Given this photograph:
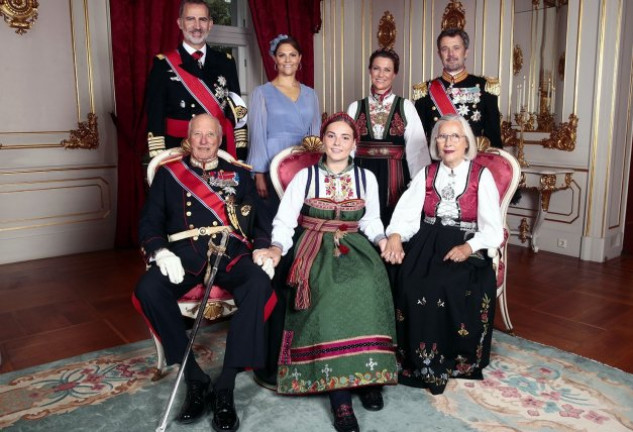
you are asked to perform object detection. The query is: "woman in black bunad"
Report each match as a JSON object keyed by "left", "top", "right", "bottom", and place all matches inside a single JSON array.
[
  {"left": 382, "top": 114, "right": 503, "bottom": 395},
  {"left": 347, "top": 49, "right": 431, "bottom": 226}
]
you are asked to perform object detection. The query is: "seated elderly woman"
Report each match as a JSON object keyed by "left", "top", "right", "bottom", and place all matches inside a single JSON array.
[
  {"left": 256, "top": 112, "right": 397, "bottom": 432},
  {"left": 382, "top": 114, "right": 503, "bottom": 395}
]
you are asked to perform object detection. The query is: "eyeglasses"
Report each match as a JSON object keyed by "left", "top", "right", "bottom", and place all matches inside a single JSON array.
[{"left": 436, "top": 133, "right": 465, "bottom": 143}]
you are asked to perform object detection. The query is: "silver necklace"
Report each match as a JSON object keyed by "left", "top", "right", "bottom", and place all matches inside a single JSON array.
[{"left": 440, "top": 169, "right": 456, "bottom": 200}]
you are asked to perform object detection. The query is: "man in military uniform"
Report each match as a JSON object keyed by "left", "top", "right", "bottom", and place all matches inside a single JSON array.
[
  {"left": 146, "top": 0, "right": 248, "bottom": 160},
  {"left": 414, "top": 28, "right": 502, "bottom": 149},
  {"left": 134, "top": 114, "right": 276, "bottom": 431}
]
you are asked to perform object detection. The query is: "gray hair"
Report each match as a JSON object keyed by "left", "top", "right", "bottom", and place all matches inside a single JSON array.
[
  {"left": 429, "top": 114, "right": 477, "bottom": 161},
  {"left": 187, "top": 113, "right": 223, "bottom": 138}
]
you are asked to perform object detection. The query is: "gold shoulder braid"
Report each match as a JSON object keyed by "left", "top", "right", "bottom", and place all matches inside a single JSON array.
[
  {"left": 484, "top": 76, "right": 500, "bottom": 96},
  {"left": 148, "top": 133, "right": 166, "bottom": 158},
  {"left": 412, "top": 81, "right": 428, "bottom": 101}
]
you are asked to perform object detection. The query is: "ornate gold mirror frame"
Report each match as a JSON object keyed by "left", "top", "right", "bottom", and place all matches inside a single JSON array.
[
  {"left": 504, "top": 0, "right": 577, "bottom": 154},
  {"left": 0, "top": 0, "right": 38, "bottom": 35}
]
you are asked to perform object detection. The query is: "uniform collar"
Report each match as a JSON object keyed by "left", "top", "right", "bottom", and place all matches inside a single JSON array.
[
  {"left": 189, "top": 155, "right": 218, "bottom": 171},
  {"left": 442, "top": 69, "right": 468, "bottom": 85},
  {"left": 182, "top": 42, "right": 207, "bottom": 63}
]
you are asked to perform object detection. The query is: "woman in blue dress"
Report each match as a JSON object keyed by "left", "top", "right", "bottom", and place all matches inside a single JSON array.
[
  {"left": 247, "top": 34, "right": 321, "bottom": 392},
  {"left": 246, "top": 34, "right": 321, "bottom": 220}
]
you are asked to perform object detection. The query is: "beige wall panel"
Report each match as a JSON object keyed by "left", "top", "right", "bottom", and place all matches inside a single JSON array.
[
  {"left": 0, "top": 179, "right": 110, "bottom": 229},
  {"left": 0, "top": 0, "right": 117, "bottom": 264},
  {"left": 606, "top": 0, "right": 632, "bottom": 231},
  {"left": 0, "top": 2, "right": 78, "bottom": 131}
]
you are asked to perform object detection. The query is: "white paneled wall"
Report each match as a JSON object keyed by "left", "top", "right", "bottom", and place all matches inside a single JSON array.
[
  {"left": 0, "top": 0, "right": 117, "bottom": 264},
  {"left": 314, "top": 0, "right": 633, "bottom": 261}
]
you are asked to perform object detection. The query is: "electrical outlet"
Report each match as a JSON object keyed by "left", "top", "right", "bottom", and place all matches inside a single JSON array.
[{"left": 557, "top": 238, "right": 568, "bottom": 248}]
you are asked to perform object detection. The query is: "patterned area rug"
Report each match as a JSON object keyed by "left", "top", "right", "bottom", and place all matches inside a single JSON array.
[{"left": 1, "top": 326, "right": 632, "bottom": 431}]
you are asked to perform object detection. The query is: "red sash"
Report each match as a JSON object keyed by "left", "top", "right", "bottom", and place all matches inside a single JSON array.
[
  {"left": 429, "top": 79, "right": 458, "bottom": 117},
  {"left": 164, "top": 50, "right": 236, "bottom": 158},
  {"left": 163, "top": 159, "right": 248, "bottom": 245}
]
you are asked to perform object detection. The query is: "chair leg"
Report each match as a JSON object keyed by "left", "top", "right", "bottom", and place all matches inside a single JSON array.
[
  {"left": 151, "top": 333, "right": 169, "bottom": 381},
  {"left": 497, "top": 285, "right": 514, "bottom": 335}
]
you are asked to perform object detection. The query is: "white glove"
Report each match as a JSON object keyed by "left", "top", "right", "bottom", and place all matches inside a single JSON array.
[
  {"left": 154, "top": 248, "right": 185, "bottom": 284},
  {"left": 261, "top": 258, "right": 275, "bottom": 280},
  {"left": 253, "top": 251, "right": 275, "bottom": 280}
]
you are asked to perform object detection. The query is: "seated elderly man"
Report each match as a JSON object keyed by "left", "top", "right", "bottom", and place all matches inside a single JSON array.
[{"left": 134, "top": 113, "right": 276, "bottom": 432}]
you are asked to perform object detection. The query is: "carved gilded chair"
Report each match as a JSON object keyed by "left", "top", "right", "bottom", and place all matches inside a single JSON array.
[
  {"left": 474, "top": 143, "right": 521, "bottom": 333},
  {"left": 269, "top": 136, "right": 324, "bottom": 198},
  {"left": 139, "top": 147, "right": 238, "bottom": 380}
]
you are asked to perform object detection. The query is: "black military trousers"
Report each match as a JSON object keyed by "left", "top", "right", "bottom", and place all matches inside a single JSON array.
[{"left": 134, "top": 256, "right": 274, "bottom": 370}]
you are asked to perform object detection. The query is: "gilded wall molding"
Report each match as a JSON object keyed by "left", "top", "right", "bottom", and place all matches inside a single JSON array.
[
  {"left": 441, "top": 0, "right": 465, "bottom": 31},
  {"left": 513, "top": 44, "right": 523, "bottom": 76},
  {"left": 377, "top": 11, "right": 396, "bottom": 50},
  {"left": 501, "top": 120, "right": 519, "bottom": 147},
  {"left": 61, "top": 112, "right": 99, "bottom": 149},
  {"left": 541, "top": 113, "right": 578, "bottom": 151},
  {"left": 0, "top": 0, "right": 38, "bottom": 34}
]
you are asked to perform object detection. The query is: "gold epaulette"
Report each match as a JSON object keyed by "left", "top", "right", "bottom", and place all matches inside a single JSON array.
[
  {"left": 226, "top": 53, "right": 232, "bottom": 60},
  {"left": 231, "top": 159, "right": 253, "bottom": 171},
  {"left": 484, "top": 76, "right": 500, "bottom": 96},
  {"left": 156, "top": 53, "right": 165, "bottom": 60},
  {"left": 412, "top": 81, "right": 428, "bottom": 101},
  {"left": 148, "top": 133, "right": 166, "bottom": 158}
]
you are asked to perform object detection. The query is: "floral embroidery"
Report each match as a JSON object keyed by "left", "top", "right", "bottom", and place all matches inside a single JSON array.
[
  {"left": 457, "top": 323, "right": 469, "bottom": 336},
  {"left": 356, "top": 113, "right": 368, "bottom": 136},
  {"left": 324, "top": 174, "right": 354, "bottom": 201},
  {"left": 389, "top": 112, "right": 405, "bottom": 136},
  {"left": 278, "top": 366, "right": 395, "bottom": 394}
]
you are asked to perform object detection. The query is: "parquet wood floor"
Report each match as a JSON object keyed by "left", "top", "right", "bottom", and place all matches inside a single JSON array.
[{"left": 1, "top": 246, "right": 632, "bottom": 374}]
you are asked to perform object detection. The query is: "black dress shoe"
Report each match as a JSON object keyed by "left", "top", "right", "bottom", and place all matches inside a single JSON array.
[
  {"left": 176, "top": 380, "right": 211, "bottom": 424},
  {"left": 332, "top": 403, "right": 359, "bottom": 432},
  {"left": 211, "top": 388, "right": 240, "bottom": 432},
  {"left": 358, "top": 387, "right": 383, "bottom": 411}
]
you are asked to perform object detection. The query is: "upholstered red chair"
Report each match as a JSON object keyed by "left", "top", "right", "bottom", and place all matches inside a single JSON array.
[
  {"left": 269, "top": 136, "right": 324, "bottom": 199},
  {"left": 140, "top": 147, "right": 238, "bottom": 380},
  {"left": 474, "top": 145, "right": 521, "bottom": 333}
]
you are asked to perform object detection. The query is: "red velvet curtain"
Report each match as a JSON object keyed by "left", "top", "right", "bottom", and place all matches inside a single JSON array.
[
  {"left": 110, "top": 0, "right": 181, "bottom": 247},
  {"left": 248, "top": 0, "right": 322, "bottom": 87}
]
